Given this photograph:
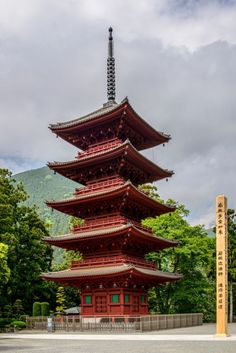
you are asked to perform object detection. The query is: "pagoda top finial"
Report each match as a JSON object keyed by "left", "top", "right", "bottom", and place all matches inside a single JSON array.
[{"left": 107, "top": 26, "right": 116, "bottom": 102}]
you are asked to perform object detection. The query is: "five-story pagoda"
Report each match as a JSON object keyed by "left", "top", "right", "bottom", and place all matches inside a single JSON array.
[{"left": 42, "top": 28, "right": 182, "bottom": 316}]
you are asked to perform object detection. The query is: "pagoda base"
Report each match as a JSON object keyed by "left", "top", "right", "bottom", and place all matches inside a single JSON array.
[{"left": 81, "top": 288, "right": 148, "bottom": 316}]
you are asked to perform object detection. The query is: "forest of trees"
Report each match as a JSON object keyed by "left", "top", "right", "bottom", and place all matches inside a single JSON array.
[{"left": 0, "top": 168, "right": 235, "bottom": 323}]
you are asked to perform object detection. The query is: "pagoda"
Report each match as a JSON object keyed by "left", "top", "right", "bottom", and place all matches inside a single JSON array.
[{"left": 42, "top": 28, "right": 182, "bottom": 316}]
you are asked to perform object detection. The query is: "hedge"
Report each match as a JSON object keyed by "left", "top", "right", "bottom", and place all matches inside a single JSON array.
[
  {"left": 32, "top": 302, "right": 41, "bottom": 316},
  {"left": 41, "top": 302, "right": 50, "bottom": 316}
]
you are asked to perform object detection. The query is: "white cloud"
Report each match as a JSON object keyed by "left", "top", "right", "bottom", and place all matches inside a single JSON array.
[
  {"left": 0, "top": 0, "right": 40, "bottom": 34},
  {"left": 0, "top": 0, "right": 236, "bottom": 227}
]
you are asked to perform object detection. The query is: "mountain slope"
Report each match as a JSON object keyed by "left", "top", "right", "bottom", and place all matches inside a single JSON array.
[{"left": 14, "top": 166, "right": 78, "bottom": 236}]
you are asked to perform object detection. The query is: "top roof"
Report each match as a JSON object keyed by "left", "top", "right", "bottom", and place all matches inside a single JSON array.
[
  {"left": 49, "top": 98, "right": 170, "bottom": 151},
  {"left": 50, "top": 100, "right": 118, "bottom": 130}
]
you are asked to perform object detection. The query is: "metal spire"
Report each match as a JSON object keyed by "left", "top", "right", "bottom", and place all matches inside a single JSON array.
[{"left": 107, "top": 27, "right": 115, "bottom": 102}]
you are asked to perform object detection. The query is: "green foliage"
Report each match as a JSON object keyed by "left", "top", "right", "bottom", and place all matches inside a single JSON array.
[
  {"left": 41, "top": 302, "right": 50, "bottom": 316},
  {"left": 52, "top": 250, "right": 81, "bottom": 310},
  {"left": 69, "top": 216, "right": 84, "bottom": 231},
  {"left": 0, "top": 168, "right": 53, "bottom": 314},
  {"left": 63, "top": 287, "right": 81, "bottom": 309},
  {"left": 139, "top": 184, "right": 161, "bottom": 201},
  {"left": 143, "top": 201, "right": 215, "bottom": 321},
  {"left": 0, "top": 318, "right": 12, "bottom": 329},
  {"left": 32, "top": 302, "right": 41, "bottom": 316},
  {"left": 0, "top": 243, "right": 10, "bottom": 285},
  {"left": 56, "top": 286, "right": 66, "bottom": 313},
  {"left": 2, "top": 304, "right": 13, "bottom": 318},
  {"left": 52, "top": 250, "right": 82, "bottom": 272},
  {"left": 13, "top": 299, "right": 24, "bottom": 319},
  {"left": 10, "top": 320, "right": 26, "bottom": 329}
]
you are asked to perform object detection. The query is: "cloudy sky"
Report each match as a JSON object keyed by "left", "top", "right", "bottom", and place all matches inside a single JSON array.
[{"left": 0, "top": 0, "right": 236, "bottom": 227}]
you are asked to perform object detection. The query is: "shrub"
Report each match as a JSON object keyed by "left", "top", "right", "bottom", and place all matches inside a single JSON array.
[
  {"left": 13, "top": 299, "right": 24, "bottom": 318},
  {"left": 41, "top": 302, "right": 50, "bottom": 317},
  {"left": 10, "top": 320, "right": 26, "bottom": 330},
  {"left": 0, "top": 318, "right": 12, "bottom": 328},
  {"left": 32, "top": 302, "right": 41, "bottom": 316},
  {"left": 3, "top": 304, "right": 13, "bottom": 318},
  {"left": 19, "top": 315, "right": 27, "bottom": 322}
]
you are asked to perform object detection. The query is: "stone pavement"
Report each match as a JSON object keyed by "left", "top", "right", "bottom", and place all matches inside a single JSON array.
[{"left": 1, "top": 324, "right": 236, "bottom": 353}]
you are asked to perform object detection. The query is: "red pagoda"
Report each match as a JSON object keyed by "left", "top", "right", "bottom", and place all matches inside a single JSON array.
[{"left": 42, "top": 28, "right": 182, "bottom": 316}]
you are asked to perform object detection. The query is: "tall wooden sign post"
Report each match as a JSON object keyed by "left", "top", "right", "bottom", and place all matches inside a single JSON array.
[{"left": 216, "top": 195, "right": 228, "bottom": 336}]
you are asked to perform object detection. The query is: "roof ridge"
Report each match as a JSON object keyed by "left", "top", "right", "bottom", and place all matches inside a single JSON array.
[
  {"left": 47, "top": 139, "right": 173, "bottom": 176},
  {"left": 48, "top": 139, "right": 130, "bottom": 166},
  {"left": 49, "top": 99, "right": 124, "bottom": 130}
]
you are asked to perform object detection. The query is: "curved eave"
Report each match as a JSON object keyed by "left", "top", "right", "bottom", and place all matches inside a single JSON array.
[
  {"left": 41, "top": 264, "right": 182, "bottom": 285},
  {"left": 44, "top": 224, "right": 179, "bottom": 250},
  {"left": 49, "top": 101, "right": 121, "bottom": 132},
  {"left": 46, "top": 182, "right": 175, "bottom": 216},
  {"left": 49, "top": 98, "right": 170, "bottom": 150},
  {"left": 124, "top": 102, "right": 170, "bottom": 149},
  {"left": 47, "top": 140, "right": 173, "bottom": 182}
]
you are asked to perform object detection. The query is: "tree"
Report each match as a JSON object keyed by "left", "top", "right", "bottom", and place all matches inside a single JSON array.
[
  {"left": 13, "top": 299, "right": 24, "bottom": 318},
  {"left": 52, "top": 249, "right": 81, "bottom": 310},
  {"left": 0, "top": 169, "right": 53, "bottom": 314},
  {"left": 0, "top": 243, "right": 10, "bottom": 285},
  {"left": 56, "top": 286, "right": 66, "bottom": 313},
  {"left": 141, "top": 186, "right": 215, "bottom": 321}
]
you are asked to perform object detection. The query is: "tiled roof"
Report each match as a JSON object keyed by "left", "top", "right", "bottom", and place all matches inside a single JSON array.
[
  {"left": 47, "top": 181, "right": 129, "bottom": 204},
  {"left": 42, "top": 263, "right": 182, "bottom": 280},
  {"left": 49, "top": 100, "right": 122, "bottom": 130},
  {"left": 48, "top": 140, "right": 129, "bottom": 166},
  {"left": 44, "top": 223, "right": 178, "bottom": 246},
  {"left": 49, "top": 97, "right": 170, "bottom": 143},
  {"left": 48, "top": 139, "right": 173, "bottom": 177},
  {"left": 46, "top": 181, "right": 175, "bottom": 214},
  {"left": 44, "top": 225, "right": 128, "bottom": 241}
]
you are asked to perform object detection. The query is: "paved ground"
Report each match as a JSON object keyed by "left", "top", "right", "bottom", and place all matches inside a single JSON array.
[{"left": 1, "top": 324, "right": 236, "bottom": 353}]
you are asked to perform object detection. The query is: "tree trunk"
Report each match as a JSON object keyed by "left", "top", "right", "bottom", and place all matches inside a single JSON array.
[{"left": 229, "top": 281, "right": 233, "bottom": 323}]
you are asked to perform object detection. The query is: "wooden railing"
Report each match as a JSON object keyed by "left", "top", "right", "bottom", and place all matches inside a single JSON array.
[
  {"left": 78, "top": 138, "right": 122, "bottom": 158},
  {"left": 26, "top": 313, "right": 203, "bottom": 332},
  {"left": 74, "top": 177, "right": 124, "bottom": 196},
  {"left": 72, "top": 215, "right": 152, "bottom": 233},
  {"left": 71, "top": 255, "right": 157, "bottom": 269}
]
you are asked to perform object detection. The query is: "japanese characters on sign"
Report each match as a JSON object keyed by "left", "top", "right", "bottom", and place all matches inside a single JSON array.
[{"left": 216, "top": 195, "right": 228, "bottom": 336}]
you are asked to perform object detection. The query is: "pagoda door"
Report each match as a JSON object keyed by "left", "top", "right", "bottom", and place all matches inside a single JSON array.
[
  {"left": 132, "top": 295, "right": 139, "bottom": 313},
  {"left": 95, "top": 294, "right": 107, "bottom": 314}
]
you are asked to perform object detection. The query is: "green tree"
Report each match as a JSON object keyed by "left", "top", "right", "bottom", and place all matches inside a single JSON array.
[
  {"left": 52, "top": 249, "right": 81, "bottom": 310},
  {"left": 13, "top": 299, "right": 24, "bottom": 319},
  {"left": 142, "top": 190, "right": 215, "bottom": 321},
  {"left": 0, "top": 169, "right": 53, "bottom": 314},
  {"left": 56, "top": 286, "right": 66, "bottom": 313},
  {"left": 0, "top": 243, "right": 10, "bottom": 285},
  {"left": 68, "top": 216, "right": 84, "bottom": 231}
]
